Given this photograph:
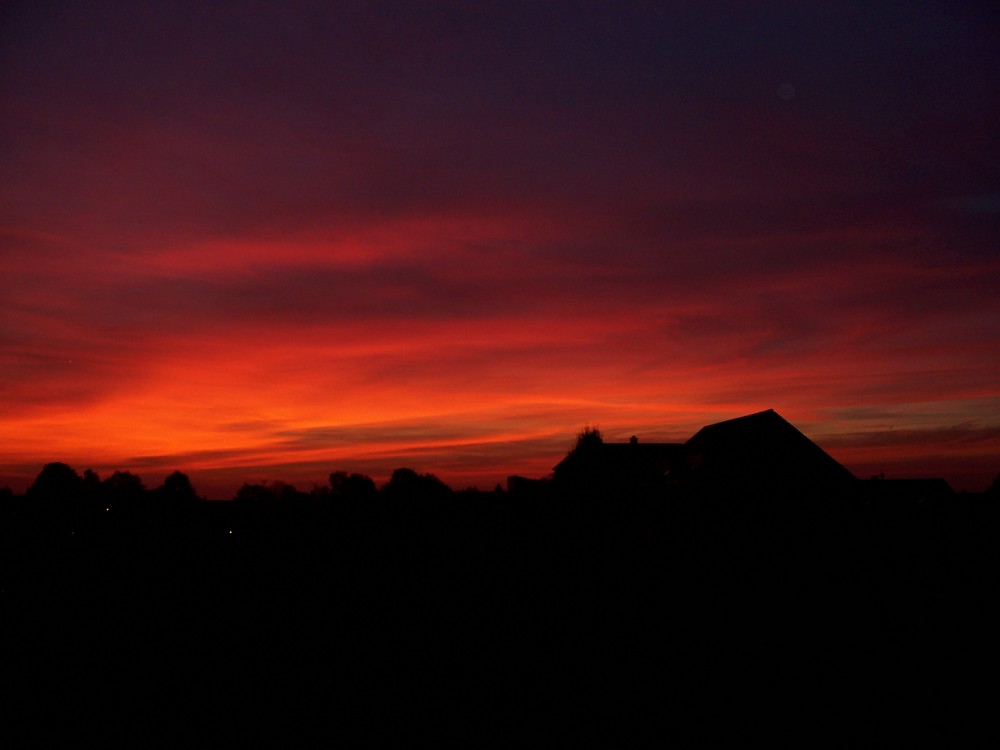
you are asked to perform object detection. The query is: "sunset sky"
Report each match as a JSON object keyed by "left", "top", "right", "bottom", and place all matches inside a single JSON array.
[{"left": 2, "top": 1, "right": 998, "bottom": 496}]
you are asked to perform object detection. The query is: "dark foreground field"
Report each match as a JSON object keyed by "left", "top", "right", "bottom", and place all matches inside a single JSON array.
[{"left": 3, "top": 486, "right": 997, "bottom": 744}]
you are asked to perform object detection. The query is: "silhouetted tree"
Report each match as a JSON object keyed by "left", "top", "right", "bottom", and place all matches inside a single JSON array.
[
  {"left": 574, "top": 425, "right": 604, "bottom": 451},
  {"left": 329, "top": 471, "right": 377, "bottom": 502},
  {"left": 79, "top": 468, "right": 105, "bottom": 514},
  {"left": 27, "top": 462, "right": 82, "bottom": 501},
  {"left": 310, "top": 483, "right": 332, "bottom": 500},
  {"left": 553, "top": 426, "right": 605, "bottom": 489},
  {"left": 383, "top": 468, "right": 452, "bottom": 499},
  {"left": 82, "top": 469, "right": 102, "bottom": 492},
  {"left": 234, "top": 482, "right": 274, "bottom": 504},
  {"left": 103, "top": 471, "right": 146, "bottom": 510},
  {"left": 102, "top": 471, "right": 146, "bottom": 499},
  {"left": 159, "top": 470, "right": 199, "bottom": 501},
  {"left": 269, "top": 480, "right": 305, "bottom": 502},
  {"left": 232, "top": 480, "right": 307, "bottom": 503},
  {"left": 24, "top": 462, "right": 85, "bottom": 527}
]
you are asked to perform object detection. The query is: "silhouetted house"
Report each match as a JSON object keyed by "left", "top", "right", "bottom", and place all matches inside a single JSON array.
[
  {"left": 680, "top": 409, "right": 857, "bottom": 493},
  {"left": 548, "top": 410, "right": 968, "bottom": 499},
  {"left": 553, "top": 435, "right": 685, "bottom": 493}
]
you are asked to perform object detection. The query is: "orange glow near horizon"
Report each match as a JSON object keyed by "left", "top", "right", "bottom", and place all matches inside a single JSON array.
[{"left": 3, "top": 214, "right": 998, "bottom": 496}]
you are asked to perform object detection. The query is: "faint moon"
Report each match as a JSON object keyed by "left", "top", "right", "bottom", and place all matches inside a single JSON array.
[{"left": 778, "top": 82, "right": 796, "bottom": 100}]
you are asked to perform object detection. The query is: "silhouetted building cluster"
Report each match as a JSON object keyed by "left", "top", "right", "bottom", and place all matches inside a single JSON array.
[{"left": 525, "top": 409, "right": 933, "bottom": 503}]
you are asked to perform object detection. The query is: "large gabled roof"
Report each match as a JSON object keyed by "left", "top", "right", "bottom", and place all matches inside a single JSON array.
[{"left": 684, "top": 409, "right": 856, "bottom": 485}]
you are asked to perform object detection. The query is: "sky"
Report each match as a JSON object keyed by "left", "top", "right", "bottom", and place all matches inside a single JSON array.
[{"left": 2, "top": 1, "right": 999, "bottom": 497}]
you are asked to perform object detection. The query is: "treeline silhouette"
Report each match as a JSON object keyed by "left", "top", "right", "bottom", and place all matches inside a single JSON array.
[{"left": 3, "top": 457, "right": 998, "bottom": 742}]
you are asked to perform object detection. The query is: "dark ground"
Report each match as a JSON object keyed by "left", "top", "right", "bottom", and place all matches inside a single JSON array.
[{"left": 3, "top": 485, "right": 997, "bottom": 744}]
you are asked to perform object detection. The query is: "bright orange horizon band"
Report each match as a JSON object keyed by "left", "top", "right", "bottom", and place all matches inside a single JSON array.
[{"left": 3, "top": 216, "right": 998, "bottom": 497}]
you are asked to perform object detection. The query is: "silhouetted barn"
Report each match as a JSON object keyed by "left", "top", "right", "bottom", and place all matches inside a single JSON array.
[{"left": 681, "top": 409, "right": 857, "bottom": 492}]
